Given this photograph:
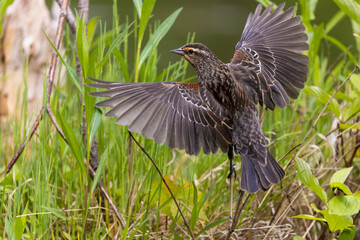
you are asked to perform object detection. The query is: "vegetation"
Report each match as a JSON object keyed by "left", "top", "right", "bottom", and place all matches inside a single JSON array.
[{"left": 0, "top": 0, "right": 360, "bottom": 239}]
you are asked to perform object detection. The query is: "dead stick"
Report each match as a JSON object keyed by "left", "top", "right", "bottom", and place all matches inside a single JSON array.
[{"left": 129, "top": 131, "right": 196, "bottom": 240}]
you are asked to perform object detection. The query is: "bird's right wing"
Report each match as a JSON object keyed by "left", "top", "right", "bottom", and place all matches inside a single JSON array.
[{"left": 87, "top": 78, "right": 232, "bottom": 155}]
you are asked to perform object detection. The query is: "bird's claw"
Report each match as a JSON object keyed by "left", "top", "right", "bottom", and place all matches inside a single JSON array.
[{"left": 227, "top": 164, "right": 237, "bottom": 179}]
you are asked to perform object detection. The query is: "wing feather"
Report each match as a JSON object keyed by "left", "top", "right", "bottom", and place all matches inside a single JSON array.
[
  {"left": 229, "top": 3, "right": 309, "bottom": 110},
  {"left": 88, "top": 78, "right": 232, "bottom": 155}
]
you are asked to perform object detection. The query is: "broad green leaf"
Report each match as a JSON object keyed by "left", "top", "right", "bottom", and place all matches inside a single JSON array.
[
  {"left": 339, "top": 225, "right": 356, "bottom": 240},
  {"left": 96, "top": 22, "right": 134, "bottom": 70},
  {"left": 291, "top": 214, "right": 325, "bottom": 222},
  {"left": 304, "top": 86, "right": 340, "bottom": 117},
  {"left": 58, "top": 112, "right": 85, "bottom": 173},
  {"left": 41, "top": 206, "right": 69, "bottom": 221},
  {"left": 330, "top": 182, "right": 352, "bottom": 195},
  {"left": 330, "top": 167, "right": 353, "bottom": 184},
  {"left": 333, "top": 0, "right": 360, "bottom": 25},
  {"left": 44, "top": 32, "right": 83, "bottom": 94},
  {"left": 195, "top": 218, "right": 230, "bottom": 237},
  {"left": 350, "top": 73, "right": 360, "bottom": 91},
  {"left": 139, "top": 8, "right": 182, "bottom": 68},
  {"left": 323, "top": 209, "right": 353, "bottom": 232},
  {"left": 329, "top": 195, "right": 360, "bottom": 215},
  {"left": 295, "top": 157, "right": 327, "bottom": 203}
]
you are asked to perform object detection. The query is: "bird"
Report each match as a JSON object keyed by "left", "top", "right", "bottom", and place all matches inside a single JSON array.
[{"left": 87, "top": 3, "right": 309, "bottom": 193}]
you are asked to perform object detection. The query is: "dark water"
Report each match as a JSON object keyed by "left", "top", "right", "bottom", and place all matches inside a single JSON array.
[{"left": 86, "top": 0, "right": 355, "bottom": 72}]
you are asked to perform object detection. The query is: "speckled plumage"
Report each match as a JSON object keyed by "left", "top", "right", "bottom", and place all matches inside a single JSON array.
[{"left": 88, "top": 3, "right": 309, "bottom": 193}]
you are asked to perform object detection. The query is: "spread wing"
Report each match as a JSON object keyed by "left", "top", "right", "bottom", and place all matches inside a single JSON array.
[
  {"left": 87, "top": 78, "right": 232, "bottom": 155},
  {"left": 228, "top": 3, "right": 309, "bottom": 110}
]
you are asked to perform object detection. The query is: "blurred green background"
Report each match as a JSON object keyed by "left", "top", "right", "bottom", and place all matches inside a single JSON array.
[{"left": 85, "top": 0, "right": 356, "bottom": 72}]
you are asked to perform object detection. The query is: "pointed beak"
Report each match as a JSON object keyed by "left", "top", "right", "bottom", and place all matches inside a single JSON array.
[{"left": 170, "top": 47, "right": 185, "bottom": 56}]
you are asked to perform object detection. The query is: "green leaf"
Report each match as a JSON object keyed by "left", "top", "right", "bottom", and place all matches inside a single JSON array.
[
  {"left": 339, "top": 123, "right": 360, "bottom": 130},
  {"left": 138, "top": 0, "right": 156, "bottom": 42},
  {"left": 88, "top": 17, "right": 100, "bottom": 43},
  {"left": 353, "top": 191, "right": 360, "bottom": 204},
  {"left": 293, "top": 236, "right": 306, "bottom": 240},
  {"left": 76, "top": 13, "right": 89, "bottom": 76},
  {"left": 339, "top": 225, "right": 356, "bottom": 240},
  {"left": 57, "top": 111, "right": 85, "bottom": 173},
  {"left": 350, "top": 73, "right": 360, "bottom": 91},
  {"left": 132, "top": 0, "right": 142, "bottom": 18},
  {"left": 329, "top": 195, "right": 360, "bottom": 215},
  {"left": 14, "top": 204, "right": 28, "bottom": 240},
  {"left": 291, "top": 214, "right": 326, "bottom": 222},
  {"left": 96, "top": 22, "right": 134, "bottom": 70},
  {"left": 330, "top": 167, "right": 353, "bottom": 184},
  {"left": 311, "top": 203, "right": 322, "bottom": 213},
  {"left": 41, "top": 206, "right": 69, "bottom": 221},
  {"left": 295, "top": 157, "right": 327, "bottom": 203},
  {"left": 139, "top": 8, "right": 182, "bottom": 68},
  {"left": 333, "top": 0, "right": 360, "bottom": 25},
  {"left": 330, "top": 182, "right": 352, "bottom": 195},
  {"left": 189, "top": 182, "right": 198, "bottom": 230},
  {"left": 304, "top": 86, "right": 340, "bottom": 117},
  {"left": 195, "top": 218, "right": 230, "bottom": 237},
  {"left": 344, "top": 98, "right": 360, "bottom": 121},
  {"left": 323, "top": 209, "right": 353, "bottom": 232},
  {"left": 44, "top": 32, "right": 83, "bottom": 94},
  {"left": 88, "top": 108, "right": 102, "bottom": 148}
]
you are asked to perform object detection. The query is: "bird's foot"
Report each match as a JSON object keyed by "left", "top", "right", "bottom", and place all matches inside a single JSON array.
[{"left": 227, "top": 164, "right": 237, "bottom": 179}]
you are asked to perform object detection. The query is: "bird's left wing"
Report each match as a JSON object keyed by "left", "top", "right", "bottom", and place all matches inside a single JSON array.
[
  {"left": 87, "top": 78, "right": 232, "bottom": 155},
  {"left": 228, "top": 3, "right": 309, "bottom": 110}
]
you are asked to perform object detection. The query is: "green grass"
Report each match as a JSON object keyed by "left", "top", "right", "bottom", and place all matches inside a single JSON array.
[{"left": 1, "top": 0, "right": 360, "bottom": 239}]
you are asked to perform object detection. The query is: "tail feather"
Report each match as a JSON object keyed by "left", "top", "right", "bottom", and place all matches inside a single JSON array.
[{"left": 240, "top": 150, "right": 285, "bottom": 193}]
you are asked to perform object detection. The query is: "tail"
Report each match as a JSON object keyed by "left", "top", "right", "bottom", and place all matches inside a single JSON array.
[
  {"left": 233, "top": 108, "right": 285, "bottom": 193},
  {"left": 240, "top": 150, "right": 285, "bottom": 193}
]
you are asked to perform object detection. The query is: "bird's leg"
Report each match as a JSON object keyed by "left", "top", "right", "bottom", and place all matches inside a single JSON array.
[{"left": 227, "top": 145, "right": 235, "bottom": 220}]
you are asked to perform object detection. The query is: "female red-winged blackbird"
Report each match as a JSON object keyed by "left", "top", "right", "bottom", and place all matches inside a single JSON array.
[{"left": 88, "top": 3, "right": 309, "bottom": 193}]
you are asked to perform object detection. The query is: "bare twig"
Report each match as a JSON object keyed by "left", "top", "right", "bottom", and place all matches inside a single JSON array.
[
  {"left": 129, "top": 131, "right": 196, "bottom": 240},
  {"left": 55, "top": 0, "right": 76, "bottom": 34}
]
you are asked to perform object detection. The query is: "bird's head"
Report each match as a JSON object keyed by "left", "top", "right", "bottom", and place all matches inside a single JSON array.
[{"left": 170, "top": 43, "right": 220, "bottom": 70}]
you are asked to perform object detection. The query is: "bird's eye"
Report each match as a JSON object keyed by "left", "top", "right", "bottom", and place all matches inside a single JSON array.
[{"left": 188, "top": 49, "right": 194, "bottom": 54}]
